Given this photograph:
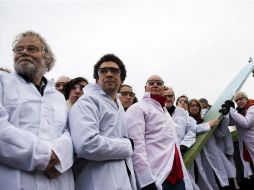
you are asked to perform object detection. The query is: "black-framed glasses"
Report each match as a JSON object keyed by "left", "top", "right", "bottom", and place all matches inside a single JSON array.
[
  {"left": 120, "top": 91, "right": 135, "bottom": 97},
  {"left": 13, "top": 45, "right": 42, "bottom": 54},
  {"left": 146, "top": 80, "right": 164, "bottom": 86},
  {"left": 70, "top": 84, "right": 86, "bottom": 91},
  {"left": 98, "top": 67, "right": 121, "bottom": 76}
]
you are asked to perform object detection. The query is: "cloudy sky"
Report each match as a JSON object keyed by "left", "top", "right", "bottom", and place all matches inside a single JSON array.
[{"left": 1, "top": 0, "right": 254, "bottom": 104}]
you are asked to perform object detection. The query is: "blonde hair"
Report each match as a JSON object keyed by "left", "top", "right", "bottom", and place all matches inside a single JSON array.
[{"left": 234, "top": 91, "right": 248, "bottom": 101}]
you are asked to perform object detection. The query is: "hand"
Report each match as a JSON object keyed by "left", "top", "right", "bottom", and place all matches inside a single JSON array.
[
  {"left": 44, "top": 166, "right": 61, "bottom": 179},
  {"left": 208, "top": 119, "right": 219, "bottom": 128},
  {"left": 219, "top": 100, "right": 235, "bottom": 115},
  {"left": 219, "top": 103, "right": 230, "bottom": 115},
  {"left": 44, "top": 150, "right": 60, "bottom": 179},
  {"left": 141, "top": 182, "right": 158, "bottom": 190},
  {"left": 225, "top": 100, "right": 235, "bottom": 109}
]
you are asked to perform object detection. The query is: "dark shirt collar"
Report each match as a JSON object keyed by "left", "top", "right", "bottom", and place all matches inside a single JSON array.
[
  {"left": 167, "top": 105, "right": 176, "bottom": 116},
  {"left": 18, "top": 73, "right": 47, "bottom": 96}
]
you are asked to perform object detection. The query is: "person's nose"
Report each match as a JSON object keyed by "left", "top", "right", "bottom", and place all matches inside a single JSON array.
[
  {"left": 105, "top": 70, "right": 113, "bottom": 77},
  {"left": 74, "top": 87, "right": 82, "bottom": 94}
]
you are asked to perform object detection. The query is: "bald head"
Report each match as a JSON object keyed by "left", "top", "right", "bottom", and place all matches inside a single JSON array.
[{"left": 145, "top": 74, "right": 164, "bottom": 96}]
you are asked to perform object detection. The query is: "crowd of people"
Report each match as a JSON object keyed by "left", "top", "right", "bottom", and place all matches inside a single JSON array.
[{"left": 0, "top": 30, "right": 254, "bottom": 190}]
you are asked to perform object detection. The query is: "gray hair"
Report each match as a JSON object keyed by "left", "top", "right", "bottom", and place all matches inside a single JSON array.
[
  {"left": 234, "top": 91, "right": 248, "bottom": 101},
  {"left": 12, "top": 31, "right": 55, "bottom": 71}
]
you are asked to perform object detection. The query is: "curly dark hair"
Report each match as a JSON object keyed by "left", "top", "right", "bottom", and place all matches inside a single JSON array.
[
  {"left": 63, "top": 77, "right": 88, "bottom": 100},
  {"left": 93, "top": 54, "right": 126, "bottom": 82}
]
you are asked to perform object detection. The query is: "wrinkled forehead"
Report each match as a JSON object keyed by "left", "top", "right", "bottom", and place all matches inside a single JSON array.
[{"left": 14, "top": 35, "right": 43, "bottom": 47}]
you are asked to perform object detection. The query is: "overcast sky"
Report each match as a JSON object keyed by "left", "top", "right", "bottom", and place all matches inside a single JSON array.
[{"left": 1, "top": 0, "right": 254, "bottom": 104}]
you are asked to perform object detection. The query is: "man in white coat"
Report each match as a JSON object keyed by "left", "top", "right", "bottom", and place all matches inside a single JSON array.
[
  {"left": 126, "top": 75, "right": 193, "bottom": 190},
  {"left": 69, "top": 54, "right": 137, "bottom": 190},
  {"left": 222, "top": 91, "right": 254, "bottom": 188},
  {"left": 0, "top": 31, "right": 74, "bottom": 190},
  {"left": 164, "top": 87, "right": 196, "bottom": 154}
]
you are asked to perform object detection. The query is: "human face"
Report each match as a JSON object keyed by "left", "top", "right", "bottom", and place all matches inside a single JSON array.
[
  {"left": 13, "top": 36, "right": 47, "bottom": 83},
  {"left": 97, "top": 61, "right": 121, "bottom": 99},
  {"left": 189, "top": 101, "right": 200, "bottom": 115},
  {"left": 119, "top": 86, "right": 135, "bottom": 110},
  {"left": 177, "top": 97, "right": 188, "bottom": 110},
  {"left": 69, "top": 81, "right": 88, "bottom": 104},
  {"left": 145, "top": 75, "right": 164, "bottom": 96},
  {"left": 164, "top": 89, "right": 175, "bottom": 108},
  {"left": 55, "top": 82, "right": 66, "bottom": 93},
  {"left": 200, "top": 102, "right": 207, "bottom": 109},
  {"left": 235, "top": 96, "right": 248, "bottom": 109}
]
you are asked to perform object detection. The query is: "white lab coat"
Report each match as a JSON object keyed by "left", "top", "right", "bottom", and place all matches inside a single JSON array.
[
  {"left": 214, "top": 115, "right": 236, "bottom": 178},
  {"left": 186, "top": 117, "right": 213, "bottom": 190},
  {"left": 229, "top": 106, "right": 254, "bottom": 177},
  {"left": 126, "top": 93, "right": 193, "bottom": 190},
  {"left": 0, "top": 72, "right": 74, "bottom": 190},
  {"left": 69, "top": 84, "right": 137, "bottom": 190},
  {"left": 171, "top": 107, "right": 196, "bottom": 148},
  {"left": 201, "top": 130, "right": 230, "bottom": 188}
]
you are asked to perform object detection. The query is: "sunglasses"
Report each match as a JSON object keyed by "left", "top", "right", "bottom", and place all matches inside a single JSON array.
[
  {"left": 98, "top": 67, "right": 121, "bottom": 76},
  {"left": 146, "top": 80, "right": 164, "bottom": 86}
]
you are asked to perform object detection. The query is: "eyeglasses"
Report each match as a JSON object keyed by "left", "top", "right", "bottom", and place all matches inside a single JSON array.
[
  {"left": 146, "top": 80, "right": 164, "bottom": 86},
  {"left": 235, "top": 97, "right": 245, "bottom": 102},
  {"left": 98, "top": 67, "right": 121, "bottom": 76},
  {"left": 70, "top": 84, "right": 85, "bottom": 91},
  {"left": 13, "top": 45, "right": 42, "bottom": 54},
  {"left": 120, "top": 91, "right": 135, "bottom": 97}
]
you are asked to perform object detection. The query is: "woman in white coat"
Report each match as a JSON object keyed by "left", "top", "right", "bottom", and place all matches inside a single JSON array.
[
  {"left": 189, "top": 99, "right": 235, "bottom": 190},
  {"left": 176, "top": 95, "right": 215, "bottom": 190}
]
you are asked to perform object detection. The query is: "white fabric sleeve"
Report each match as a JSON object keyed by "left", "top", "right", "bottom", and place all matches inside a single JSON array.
[
  {"left": 229, "top": 106, "right": 254, "bottom": 129},
  {"left": 51, "top": 129, "right": 74, "bottom": 173},
  {"left": 180, "top": 115, "right": 196, "bottom": 148}
]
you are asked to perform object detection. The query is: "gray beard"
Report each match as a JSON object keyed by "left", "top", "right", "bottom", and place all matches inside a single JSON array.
[{"left": 14, "top": 61, "right": 47, "bottom": 81}]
